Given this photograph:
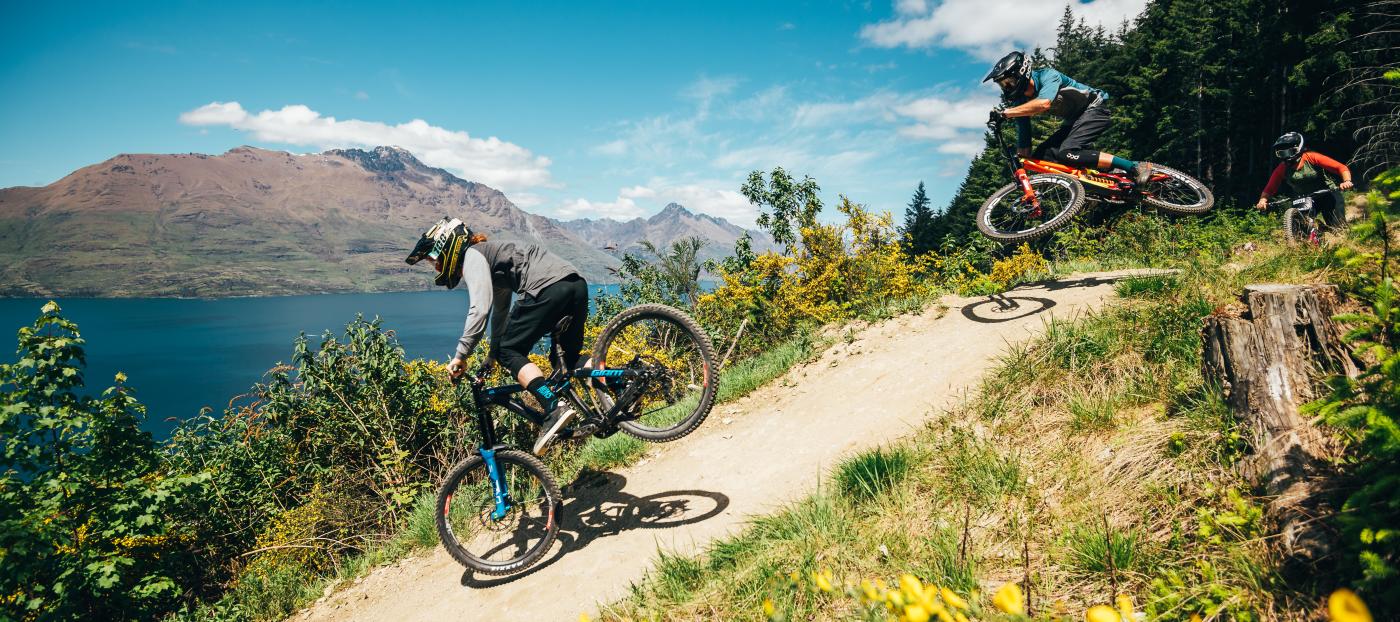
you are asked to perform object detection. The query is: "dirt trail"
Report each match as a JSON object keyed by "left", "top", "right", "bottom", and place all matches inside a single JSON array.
[{"left": 296, "top": 270, "right": 1161, "bottom": 622}]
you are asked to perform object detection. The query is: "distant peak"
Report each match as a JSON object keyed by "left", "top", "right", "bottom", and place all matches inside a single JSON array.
[
  {"left": 325, "top": 145, "right": 425, "bottom": 174},
  {"left": 653, "top": 203, "right": 693, "bottom": 219}
]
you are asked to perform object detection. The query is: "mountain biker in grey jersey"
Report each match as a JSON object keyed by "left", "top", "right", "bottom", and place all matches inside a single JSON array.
[
  {"left": 984, "top": 50, "right": 1153, "bottom": 187},
  {"left": 406, "top": 217, "right": 588, "bottom": 454}
]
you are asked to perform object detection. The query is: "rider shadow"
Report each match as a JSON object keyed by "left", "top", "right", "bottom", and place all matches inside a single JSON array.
[
  {"left": 960, "top": 294, "right": 1058, "bottom": 324},
  {"left": 459, "top": 470, "right": 730, "bottom": 588}
]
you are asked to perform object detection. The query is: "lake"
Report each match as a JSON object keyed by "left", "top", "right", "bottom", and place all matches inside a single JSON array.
[{"left": 0, "top": 286, "right": 621, "bottom": 438}]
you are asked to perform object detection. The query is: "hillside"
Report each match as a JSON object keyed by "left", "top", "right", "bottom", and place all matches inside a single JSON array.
[{"left": 0, "top": 147, "right": 764, "bottom": 298}]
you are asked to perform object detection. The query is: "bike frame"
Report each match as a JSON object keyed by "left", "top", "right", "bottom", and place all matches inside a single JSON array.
[
  {"left": 466, "top": 327, "right": 650, "bottom": 521},
  {"left": 988, "top": 117, "right": 1163, "bottom": 203}
]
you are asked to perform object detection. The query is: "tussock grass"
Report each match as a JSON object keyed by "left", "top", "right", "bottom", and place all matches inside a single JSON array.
[
  {"left": 835, "top": 446, "right": 913, "bottom": 502},
  {"left": 602, "top": 221, "right": 1334, "bottom": 620}
]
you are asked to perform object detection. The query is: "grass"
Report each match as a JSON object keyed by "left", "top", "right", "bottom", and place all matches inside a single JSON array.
[
  {"left": 835, "top": 446, "right": 913, "bottom": 502},
  {"left": 599, "top": 216, "right": 1334, "bottom": 621}
]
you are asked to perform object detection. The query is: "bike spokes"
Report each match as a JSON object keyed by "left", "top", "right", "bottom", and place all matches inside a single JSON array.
[
  {"left": 977, "top": 173, "right": 1086, "bottom": 244},
  {"left": 1139, "top": 164, "right": 1214, "bottom": 215},
  {"left": 592, "top": 304, "right": 717, "bottom": 443},
  {"left": 438, "top": 453, "right": 557, "bottom": 570}
]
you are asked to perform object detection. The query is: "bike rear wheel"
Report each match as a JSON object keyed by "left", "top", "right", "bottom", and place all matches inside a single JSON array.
[
  {"left": 591, "top": 303, "right": 717, "bottom": 442},
  {"left": 976, "top": 173, "right": 1087, "bottom": 244},
  {"left": 1140, "top": 163, "right": 1214, "bottom": 215},
  {"left": 1282, "top": 207, "right": 1320, "bottom": 246},
  {"left": 435, "top": 449, "right": 561, "bottom": 575}
]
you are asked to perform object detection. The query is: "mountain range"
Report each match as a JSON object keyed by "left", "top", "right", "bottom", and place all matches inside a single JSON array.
[{"left": 0, "top": 146, "right": 772, "bottom": 297}]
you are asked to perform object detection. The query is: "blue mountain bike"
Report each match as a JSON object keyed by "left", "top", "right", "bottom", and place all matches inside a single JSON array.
[{"left": 434, "top": 303, "right": 717, "bottom": 575}]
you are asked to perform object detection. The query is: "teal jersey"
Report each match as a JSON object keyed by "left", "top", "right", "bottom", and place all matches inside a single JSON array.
[{"left": 1009, "top": 67, "right": 1108, "bottom": 148}]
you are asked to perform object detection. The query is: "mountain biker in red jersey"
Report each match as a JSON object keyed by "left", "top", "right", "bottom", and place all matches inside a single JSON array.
[
  {"left": 406, "top": 217, "right": 588, "bottom": 454},
  {"left": 1254, "top": 132, "right": 1354, "bottom": 225},
  {"left": 984, "top": 51, "right": 1154, "bottom": 188}
]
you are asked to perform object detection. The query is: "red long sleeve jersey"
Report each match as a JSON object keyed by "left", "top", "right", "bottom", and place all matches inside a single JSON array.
[{"left": 1262, "top": 152, "right": 1351, "bottom": 197}]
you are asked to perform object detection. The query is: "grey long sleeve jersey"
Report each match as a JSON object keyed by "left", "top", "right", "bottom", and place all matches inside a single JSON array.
[{"left": 452, "top": 240, "right": 581, "bottom": 361}]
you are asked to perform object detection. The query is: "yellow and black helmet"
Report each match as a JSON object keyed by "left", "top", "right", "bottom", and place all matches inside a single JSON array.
[{"left": 406, "top": 217, "right": 473, "bottom": 288}]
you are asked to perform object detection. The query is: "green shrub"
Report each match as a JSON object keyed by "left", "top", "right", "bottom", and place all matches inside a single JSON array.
[
  {"left": 1309, "top": 168, "right": 1400, "bottom": 614},
  {"left": 0, "top": 302, "right": 208, "bottom": 621}
]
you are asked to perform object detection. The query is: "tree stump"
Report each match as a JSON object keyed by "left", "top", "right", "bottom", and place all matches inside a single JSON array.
[{"left": 1200, "top": 284, "right": 1358, "bottom": 564}]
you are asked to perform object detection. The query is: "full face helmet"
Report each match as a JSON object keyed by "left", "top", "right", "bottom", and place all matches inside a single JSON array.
[
  {"left": 1273, "top": 132, "right": 1304, "bottom": 161},
  {"left": 984, "top": 51, "right": 1033, "bottom": 98},
  {"left": 406, "top": 217, "right": 472, "bottom": 288}
]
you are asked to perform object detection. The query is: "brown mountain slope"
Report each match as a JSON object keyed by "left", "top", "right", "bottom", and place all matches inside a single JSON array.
[{"left": 0, "top": 146, "right": 613, "bottom": 297}]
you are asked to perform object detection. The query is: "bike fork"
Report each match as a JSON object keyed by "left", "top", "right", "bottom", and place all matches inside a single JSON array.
[
  {"left": 1015, "top": 168, "right": 1043, "bottom": 217},
  {"left": 479, "top": 446, "right": 511, "bottom": 520}
]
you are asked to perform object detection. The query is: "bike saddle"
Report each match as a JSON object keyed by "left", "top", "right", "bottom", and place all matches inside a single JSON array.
[{"left": 551, "top": 315, "right": 573, "bottom": 338}]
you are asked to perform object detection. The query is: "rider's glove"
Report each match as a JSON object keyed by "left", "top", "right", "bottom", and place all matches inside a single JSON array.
[{"left": 988, "top": 108, "right": 1007, "bottom": 123}]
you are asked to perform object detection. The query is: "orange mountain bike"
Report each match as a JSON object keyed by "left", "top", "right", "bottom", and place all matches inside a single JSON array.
[{"left": 976, "top": 117, "right": 1214, "bottom": 243}]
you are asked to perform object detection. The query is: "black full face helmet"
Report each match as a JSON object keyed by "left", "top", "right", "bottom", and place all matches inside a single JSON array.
[
  {"left": 983, "top": 51, "right": 1032, "bottom": 98},
  {"left": 406, "top": 217, "right": 472, "bottom": 288},
  {"left": 1273, "top": 132, "right": 1304, "bottom": 161}
]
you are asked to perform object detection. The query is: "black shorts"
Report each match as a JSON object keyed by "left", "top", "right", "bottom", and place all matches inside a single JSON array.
[
  {"left": 493, "top": 275, "right": 589, "bottom": 375},
  {"left": 1034, "top": 103, "right": 1112, "bottom": 165}
]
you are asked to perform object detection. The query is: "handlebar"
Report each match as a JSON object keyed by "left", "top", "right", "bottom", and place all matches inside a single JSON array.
[{"left": 1269, "top": 188, "right": 1336, "bottom": 206}]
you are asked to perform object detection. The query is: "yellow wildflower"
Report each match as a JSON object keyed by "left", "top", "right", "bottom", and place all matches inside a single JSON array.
[
  {"left": 812, "top": 569, "right": 834, "bottom": 592},
  {"left": 940, "top": 587, "right": 969, "bottom": 611},
  {"left": 861, "top": 579, "right": 882, "bottom": 603},
  {"left": 1328, "top": 589, "right": 1372, "bottom": 622},
  {"left": 579, "top": 615, "right": 590, "bottom": 622},
  {"left": 762, "top": 598, "right": 775, "bottom": 618},
  {"left": 1086, "top": 604, "right": 1122, "bottom": 622},
  {"left": 905, "top": 604, "right": 931, "bottom": 622},
  {"left": 992, "top": 582, "right": 1025, "bottom": 615},
  {"left": 1189, "top": 615, "right": 1202, "bottom": 622},
  {"left": 900, "top": 574, "right": 924, "bottom": 601},
  {"left": 1116, "top": 593, "right": 1135, "bottom": 621}
]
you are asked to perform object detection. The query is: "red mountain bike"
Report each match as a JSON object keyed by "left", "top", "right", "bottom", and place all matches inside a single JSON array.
[{"left": 977, "top": 117, "right": 1214, "bottom": 243}]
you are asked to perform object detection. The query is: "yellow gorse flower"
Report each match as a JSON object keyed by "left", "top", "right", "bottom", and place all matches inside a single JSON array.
[
  {"left": 1115, "top": 593, "right": 1135, "bottom": 621},
  {"left": 1086, "top": 604, "right": 1122, "bottom": 622},
  {"left": 940, "top": 586, "right": 969, "bottom": 611},
  {"left": 992, "top": 582, "right": 1025, "bottom": 615},
  {"left": 1328, "top": 589, "right": 1372, "bottom": 622}
]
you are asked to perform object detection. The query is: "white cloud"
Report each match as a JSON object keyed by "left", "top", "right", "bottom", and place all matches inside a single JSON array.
[
  {"left": 557, "top": 196, "right": 646, "bottom": 221},
  {"left": 792, "top": 92, "right": 902, "bottom": 128},
  {"left": 353, "top": 90, "right": 369, "bottom": 100},
  {"left": 682, "top": 75, "right": 740, "bottom": 119},
  {"left": 178, "top": 101, "right": 553, "bottom": 193},
  {"left": 560, "top": 180, "right": 758, "bottom": 228},
  {"left": 893, "top": 94, "right": 998, "bottom": 140},
  {"left": 861, "top": 0, "right": 1147, "bottom": 59}
]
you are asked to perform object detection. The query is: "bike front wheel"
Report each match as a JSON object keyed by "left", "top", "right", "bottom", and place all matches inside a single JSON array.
[
  {"left": 435, "top": 449, "right": 561, "bottom": 575},
  {"left": 977, "top": 173, "right": 1087, "bottom": 244},
  {"left": 591, "top": 303, "right": 718, "bottom": 443},
  {"left": 1140, "top": 163, "right": 1214, "bottom": 215},
  {"left": 1282, "top": 207, "right": 1320, "bottom": 246}
]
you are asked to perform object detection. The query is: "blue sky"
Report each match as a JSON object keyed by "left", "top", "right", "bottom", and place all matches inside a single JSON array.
[{"left": 0, "top": 0, "right": 1146, "bottom": 227}]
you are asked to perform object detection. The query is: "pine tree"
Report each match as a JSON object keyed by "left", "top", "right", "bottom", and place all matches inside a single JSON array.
[{"left": 900, "top": 182, "right": 936, "bottom": 256}]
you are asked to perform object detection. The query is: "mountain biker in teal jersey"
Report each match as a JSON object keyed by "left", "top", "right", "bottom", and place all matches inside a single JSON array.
[
  {"left": 984, "top": 51, "right": 1153, "bottom": 187},
  {"left": 406, "top": 217, "right": 588, "bottom": 454}
]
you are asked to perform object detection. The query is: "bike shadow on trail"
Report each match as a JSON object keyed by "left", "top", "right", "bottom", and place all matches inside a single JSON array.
[
  {"left": 960, "top": 270, "right": 1179, "bottom": 324},
  {"left": 960, "top": 294, "right": 1058, "bottom": 324},
  {"left": 459, "top": 470, "right": 730, "bottom": 589}
]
